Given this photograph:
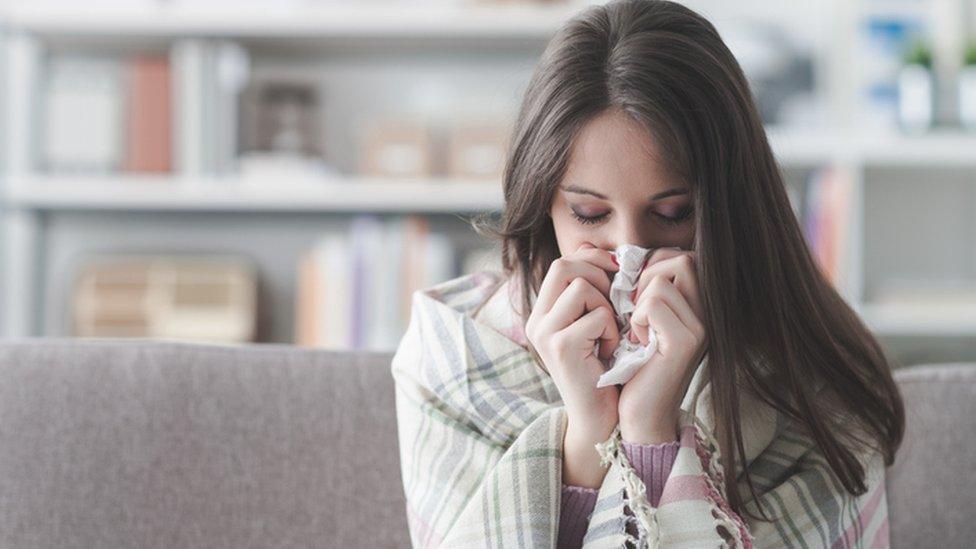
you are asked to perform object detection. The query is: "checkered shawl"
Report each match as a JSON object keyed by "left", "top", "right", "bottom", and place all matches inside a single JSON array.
[{"left": 391, "top": 271, "right": 890, "bottom": 548}]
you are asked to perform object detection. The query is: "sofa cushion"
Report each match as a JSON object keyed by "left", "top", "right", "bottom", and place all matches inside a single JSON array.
[
  {"left": 0, "top": 338, "right": 407, "bottom": 548},
  {"left": 887, "top": 363, "right": 976, "bottom": 548}
]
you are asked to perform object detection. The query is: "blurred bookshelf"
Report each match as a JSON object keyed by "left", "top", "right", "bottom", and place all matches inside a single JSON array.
[{"left": 1, "top": 0, "right": 974, "bottom": 367}]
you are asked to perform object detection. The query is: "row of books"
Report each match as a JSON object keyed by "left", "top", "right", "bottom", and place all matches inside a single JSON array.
[
  {"left": 295, "top": 215, "right": 500, "bottom": 351},
  {"left": 801, "top": 165, "right": 851, "bottom": 287},
  {"left": 39, "top": 43, "right": 512, "bottom": 182},
  {"left": 41, "top": 42, "right": 248, "bottom": 175},
  {"left": 44, "top": 55, "right": 172, "bottom": 173}
]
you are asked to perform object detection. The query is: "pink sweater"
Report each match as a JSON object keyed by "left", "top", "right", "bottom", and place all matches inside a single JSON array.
[{"left": 558, "top": 439, "right": 680, "bottom": 549}]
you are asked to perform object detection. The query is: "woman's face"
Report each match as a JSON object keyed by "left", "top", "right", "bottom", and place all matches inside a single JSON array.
[{"left": 549, "top": 108, "right": 695, "bottom": 256}]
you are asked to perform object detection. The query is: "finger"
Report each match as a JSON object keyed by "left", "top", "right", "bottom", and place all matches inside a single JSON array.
[
  {"left": 535, "top": 252, "right": 619, "bottom": 315},
  {"left": 632, "top": 248, "right": 688, "bottom": 296},
  {"left": 560, "top": 305, "right": 619, "bottom": 359},
  {"left": 539, "top": 277, "right": 619, "bottom": 342},
  {"left": 669, "top": 258, "right": 705, "bottom": 324},
  {"left": 632, "top": 289, "right": 691, "bottom": 355},
  {"left": 596, "top": 333, "right": 616, "bottom": 361},
  {"left": 575, "top": 250, "right": 620, "bottom": 282},
  {"left": 573, "top": 242, "right": 620, "bottom": 277},
  {"left": 536, "top": 258, "right": 615, "bottom": 316},
  {"left": 634, "top": 275, "right": 703, "bottom": 339},
  {"left": 634, "top": 251, "right": 703, "bottom": 321},
  {"left": 647, "top": 246, "right": 689, "bottom": 265}
]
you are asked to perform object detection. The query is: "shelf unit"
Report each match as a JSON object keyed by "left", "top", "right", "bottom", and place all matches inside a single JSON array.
[
  {"left": 1, "top": 1, "right": 974, "bottom": 362},
  {"left": 0, "top": 1, "right": 581, "bottom": 342}
]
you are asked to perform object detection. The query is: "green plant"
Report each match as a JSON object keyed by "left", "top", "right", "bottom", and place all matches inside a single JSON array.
[
  {"left": 964, "top": 41, "right": 976, "bottom": 66},
  {"left": 903, "top": 38, "right": 933, "bottom": 68}
]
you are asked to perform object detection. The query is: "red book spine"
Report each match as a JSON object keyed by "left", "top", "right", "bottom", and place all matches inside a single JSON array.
[{"left": 125, "top": 56, "right": 172, "bottom": 173}]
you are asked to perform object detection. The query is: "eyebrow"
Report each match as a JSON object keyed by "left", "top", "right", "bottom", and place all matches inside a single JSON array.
[{"left": 559, "top": 184, "right": 688, "bottom": 201}]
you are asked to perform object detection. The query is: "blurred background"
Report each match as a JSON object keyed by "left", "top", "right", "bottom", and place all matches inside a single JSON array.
[{"left": 0, "top": 0, "right": 973, "bottom": 368}]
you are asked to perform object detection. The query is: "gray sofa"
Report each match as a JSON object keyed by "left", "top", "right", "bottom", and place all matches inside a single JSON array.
[{"left": 0, "top": 338, "right": 971, "bottom": 548}]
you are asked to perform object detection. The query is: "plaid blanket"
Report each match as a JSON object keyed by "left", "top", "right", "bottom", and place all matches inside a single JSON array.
[{"left": 391, "top": 271, "right": 890, "bottom": 548}]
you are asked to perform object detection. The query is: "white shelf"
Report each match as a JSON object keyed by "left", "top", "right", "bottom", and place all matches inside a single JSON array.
[
  {"left": 766, "top": 126, "right": 976, "bottom": 167},
  {"left": 3, "top": 175, "right": 503, "bottom": 213},
  {"left": 860, "top": 303, "right": 976, "bottom": 337},
  {"left": 857, "top": 129, "right": 976, "bottom": 167},
  {"left": 6, "top": 127, "right": 976, "bottom": 214},
  {"left": 766, "top": 126, "right": 850, "bottom": 166},
  {"left": 0, "top": 2, "right": 592, "bottom": 40},
  {"left": 5, "top": 127, "right": 975, "bottom": 215}
]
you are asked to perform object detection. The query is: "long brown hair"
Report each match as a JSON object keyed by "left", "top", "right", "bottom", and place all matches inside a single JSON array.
[{"left": 471, "top": 0, "right": 904, "bottom": 519}]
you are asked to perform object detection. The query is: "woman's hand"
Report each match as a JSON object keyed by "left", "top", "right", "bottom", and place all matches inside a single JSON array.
[
  {"left": 525, "top": 242, "right": 621, "bottom": 440},
  {"left": 525, "top": 242, "right": 624, "bottom": 488},
  {"left": 617, "top": 248, "right": 708, "bottom": 444}
]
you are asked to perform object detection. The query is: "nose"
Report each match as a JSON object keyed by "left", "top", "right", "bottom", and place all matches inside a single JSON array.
[{"left": 605, "top": 215, "right": 658, "bottom": 251}]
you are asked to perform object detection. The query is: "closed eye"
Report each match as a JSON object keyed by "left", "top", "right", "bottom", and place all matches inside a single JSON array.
[
  {"left": 657, "top": 205, "right": 694, "bottom": 227},
  {"left": 570, "top": 210, "right": 608, "bottom": 225},
  {"left": 569, "top": 206, "right": 694, "bottom": 227}
]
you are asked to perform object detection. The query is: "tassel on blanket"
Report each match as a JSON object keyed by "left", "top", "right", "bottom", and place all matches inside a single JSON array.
[
  {"left": 595, "top": 425, "right": 660, "bottom": 547},
  {"left": 688, "top": 414, "right": 754, "bottom": 547}
]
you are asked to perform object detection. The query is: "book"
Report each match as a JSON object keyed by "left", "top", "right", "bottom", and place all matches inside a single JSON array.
[
  {"left": 320, "top": 233, "right": 351, "bottom": 349},
  {"left": 171, "top": 40, "right": 208, "bottom": 175},
  {"left": 802, "top": 166, "right": 851, "bottom": 287},
  {"left": 124, "top": 56, "right": 172, "bottom": 173},
  {"left": 43, "top": 56, "right": 124, "bottom": 173},
  {"left": 349, "top": 214, "right": 385, "bottom": 349}
]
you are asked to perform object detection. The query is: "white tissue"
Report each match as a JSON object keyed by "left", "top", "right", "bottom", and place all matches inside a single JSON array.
[{"left": 595, "top": 244, "right": 659, "bottom": 388}]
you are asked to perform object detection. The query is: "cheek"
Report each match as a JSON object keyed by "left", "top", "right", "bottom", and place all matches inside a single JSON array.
[
  {"left": 683, "top": 224, "right": 696, "bottom": 248},
  {"left": 550, "top": 211, "right": 585, "bottom": 256}
]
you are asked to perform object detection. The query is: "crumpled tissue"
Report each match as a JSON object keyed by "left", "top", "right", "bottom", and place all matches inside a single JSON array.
[{"left": 595, "top": 244, "right": 659, "bottom": 388}]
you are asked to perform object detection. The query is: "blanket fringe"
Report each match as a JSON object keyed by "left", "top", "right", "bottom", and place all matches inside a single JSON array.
[
  {"left": 595, "top": 425, "right": 660, "bottom": 547},
  {"left": 690, "top": 414, "right": 754, "bottom": 548}
]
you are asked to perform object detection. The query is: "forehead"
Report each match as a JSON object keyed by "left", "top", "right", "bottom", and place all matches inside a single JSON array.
[{"left": 563, "top": 109, "right": 681, "bottom": 193}]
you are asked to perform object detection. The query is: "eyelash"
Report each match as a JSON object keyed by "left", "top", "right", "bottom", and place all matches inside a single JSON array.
[{"left": 570, "top": 206, "right": 694, "bottom": 227}]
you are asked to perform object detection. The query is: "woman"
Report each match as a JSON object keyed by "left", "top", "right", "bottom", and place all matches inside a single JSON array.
[{"left": 391, "top": 1, "right": 904, "bottom": 547}]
